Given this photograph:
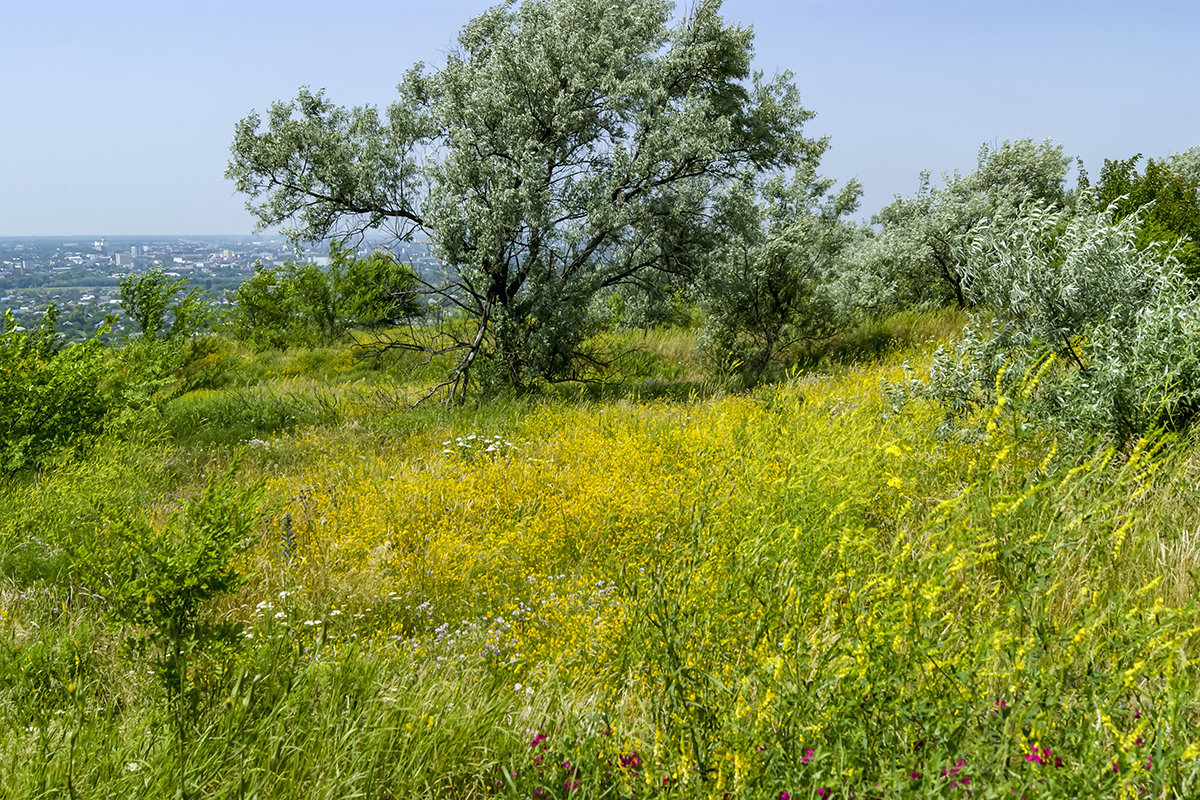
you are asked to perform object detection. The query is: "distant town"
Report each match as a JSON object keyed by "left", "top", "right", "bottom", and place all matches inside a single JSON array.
[{"left": 0, "top": 235, "right": 437, "bottom": 341}]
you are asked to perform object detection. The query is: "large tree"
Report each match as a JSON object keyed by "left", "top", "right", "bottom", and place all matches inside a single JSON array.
[{"left": 227, "top": 0, "right": 820, "bottom": 396}]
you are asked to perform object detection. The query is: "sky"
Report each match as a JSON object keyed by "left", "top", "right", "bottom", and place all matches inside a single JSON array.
[{"left": 2, "top": 0, "right": 1198, "bottom": 236}]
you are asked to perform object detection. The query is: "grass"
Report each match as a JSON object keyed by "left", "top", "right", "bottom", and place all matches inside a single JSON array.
[{"left": 2, "top": 311, "right": 1199, "bottom": 798}]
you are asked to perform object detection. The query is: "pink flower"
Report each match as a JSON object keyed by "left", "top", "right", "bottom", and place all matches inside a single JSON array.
[
  {"left": 1025, "top": 745, "right": 1053, "bottom": 766},
  {"left": 801, "top": 748, "right": 814, "bottom": 765}
]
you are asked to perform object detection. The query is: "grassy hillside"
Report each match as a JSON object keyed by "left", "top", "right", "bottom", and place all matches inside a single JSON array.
[{"left": 2, "top": 312, "right": 1198, "bottom": 798}]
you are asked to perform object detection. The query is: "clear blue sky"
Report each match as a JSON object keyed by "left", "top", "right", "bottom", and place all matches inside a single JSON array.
[{"left": 3, "top": 0, "right": 1197, "bottom": 235}]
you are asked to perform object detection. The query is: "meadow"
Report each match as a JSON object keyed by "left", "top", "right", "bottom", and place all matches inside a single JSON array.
[{"left": 2, "top": 312, "right": 1198, "bottom": 799}]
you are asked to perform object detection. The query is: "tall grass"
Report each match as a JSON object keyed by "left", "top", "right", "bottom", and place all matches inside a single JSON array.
[{"left": 2, "top": 319, "right": 1198, "bottom": 798}]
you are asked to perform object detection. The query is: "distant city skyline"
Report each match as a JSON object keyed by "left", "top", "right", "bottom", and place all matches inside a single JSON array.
[{"left": 4, "top": 0, "right": 1198, "bottom": 236}]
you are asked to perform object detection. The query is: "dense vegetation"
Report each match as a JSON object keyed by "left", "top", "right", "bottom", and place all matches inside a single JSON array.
[
  {"left": 4, "top": 0, "right": 1200, "bottom": 797},
  {"left": 4, "top": 312, "right": 1200, "bottom": 799}
]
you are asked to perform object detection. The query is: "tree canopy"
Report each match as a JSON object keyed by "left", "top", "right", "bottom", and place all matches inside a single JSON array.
[
  {"left": 1091, "top": 153, "right": 1200, "bottom": 280},
  {"left": 852, "top": 139, "right": 1073, "bottom": 311},
  {"left": 227, "top": 0, "right": 822, "bottom": 395}
]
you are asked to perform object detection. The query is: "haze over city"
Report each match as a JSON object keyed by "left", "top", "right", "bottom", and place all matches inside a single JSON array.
[{"left": 4, "top": 0, "right": 1198, "bottom": 236}]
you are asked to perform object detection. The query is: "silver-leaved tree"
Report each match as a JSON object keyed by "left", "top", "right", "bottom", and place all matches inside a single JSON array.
[
  {"left": 842, "top": 139, "right": 1074, "bottom": 313},
  {"left": 227, "top": 0, "right": 822, "bottom": 397},
  {"left": 893, "top": 197, "right": 1200, "bottom": 442}
]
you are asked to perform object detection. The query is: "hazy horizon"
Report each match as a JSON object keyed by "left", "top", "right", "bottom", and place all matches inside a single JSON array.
[{"left": 4, "top": 0, "right": 1198, "bottom": 236}]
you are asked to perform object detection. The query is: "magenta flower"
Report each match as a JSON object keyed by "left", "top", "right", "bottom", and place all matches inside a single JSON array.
[{"left": 1025, "top": 745, "right": 1054, "bottom": 766}]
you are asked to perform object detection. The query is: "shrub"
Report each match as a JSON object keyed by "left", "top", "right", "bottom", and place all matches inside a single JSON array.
[
  {"left": 230, "top": 244, "right": 422, "bottom": 350},
  {"left": 82, "top": 465, "right": 262, "bottom": 798},
  {"left": 0, "top": 307, "right": 115, "bottom": 472},
  {"left": 1092, "top": 153, "right": 1200, "bottom": 280},
  {"left": 845, "top": 139, "right": 1074, "bottom": 313},
  {"left": 699, "top": 170, "right": 861, "bottom": 387},
  {"left": 893, "top": 197, "right": 1200, "bottom": 441},
  {"left": 118, "top": 267, "right": 210, "bottom": 341}
]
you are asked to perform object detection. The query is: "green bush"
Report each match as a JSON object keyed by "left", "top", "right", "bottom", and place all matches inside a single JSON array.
[
  {"left": 1093, "top": 153, "right": 1200, "bottom": 280},
  {"left": 79, "top": 464, "right": 262, "bottom": 798},
  {"left": 0, "top": 307, "right": 115, "bottom": 472},
  {"left": 230, "top": 243, "right": 422, "bottom": 350},
  {"left": 118, "top": 267, "right": 211, "bottom": 342},
  {"left": 894, "top": 197, "right": 1200, "bottom": 441}
]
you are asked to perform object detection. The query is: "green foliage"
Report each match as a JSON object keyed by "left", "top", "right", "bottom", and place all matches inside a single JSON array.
[
  {"left": 0, "top": 306, "right": 115, "bottom": 472},
  {"left": 1092, "top": 153, "right": 1200, "bottom": 280},
  {"left": 84, "top": 464, "right": 262, "bottom": 797},
  {"left": 333, "top": 241, "right": 422, "bottom": 330},
  {"left": 227, "top": 0, "right": 822, "bottom": 394},
  {"left": 99, "top": 466, "right": 259, "bottom": 669},
  {"left": 700, "top": 168, "right": 862, "bottom": 386},
  {"left": 114, "top": 268, "right": 220, "bottom": 415},
  {"left": 289, "top": 261, "right": 340, "bottom": 343},
  {"left": 231, "top": 244, "right": 422, "bottom": 350},
  {"left": 230, "top": 264, "right": 294, "bottom": 349},
  {"left": 895, "top": 197, "right": 1200, "bottom": 441},
  {"left": 847, "top": 139, "right": 1073, "bottom": 311},
  {"left": 118, "top": 267, "right": 210, "bottom": 341}
]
